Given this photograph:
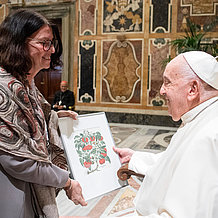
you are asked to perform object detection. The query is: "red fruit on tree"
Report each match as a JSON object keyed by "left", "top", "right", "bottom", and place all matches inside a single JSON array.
[
  {"left": 99, "top": 158, "right": 105, "bottom": 164},
  {"left": 87, "top": 144, "right": 93, "bottom": 150},
  {"left": 101, "top": 153, "right": 107, "bottom": 157},
  {"left": 90, "top": 136, "right": 95, "bottom": 141},
  {"left": 82, "top": 137, "right": 88, "bottom": 143},
  {"left": 82, "top": 146, "right": 87, "bottom": 151},
  {"left": 84, "top": 161, "right": 92, "bottom": 168}
]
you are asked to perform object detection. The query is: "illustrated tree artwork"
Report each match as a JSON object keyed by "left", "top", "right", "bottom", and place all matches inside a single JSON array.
[{"left": 74, "top": 130, "right": 111, "bottom": 174}]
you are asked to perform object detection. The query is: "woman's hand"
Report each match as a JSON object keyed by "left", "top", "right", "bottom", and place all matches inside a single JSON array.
[
  {"left": 113, "top": 147, "right": 135, "bottom": 164},
  {"left": 57, "top": 110, "right": 78, "bottom": 120},
  {"left": 64, "top": 179, "right": 87, "bottom": 206}
]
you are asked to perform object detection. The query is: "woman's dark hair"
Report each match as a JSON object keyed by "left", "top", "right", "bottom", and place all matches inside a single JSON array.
[{"left": 0, "top": 9, "right": 62, "bottom": 85}]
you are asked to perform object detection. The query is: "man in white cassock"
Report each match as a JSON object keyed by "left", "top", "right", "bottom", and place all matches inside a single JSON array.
[{"left": 113, "top": 51, "right": 218, "bottom": 218}]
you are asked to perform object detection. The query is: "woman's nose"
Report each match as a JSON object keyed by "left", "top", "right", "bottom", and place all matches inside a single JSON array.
[{"left": 51, "top": 44, "right": 55, "bottom": 53}]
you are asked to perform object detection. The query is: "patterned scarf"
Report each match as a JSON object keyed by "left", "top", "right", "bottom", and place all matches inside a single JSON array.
[
  {"left": 0, "top": 67, "right": 50, "bottom": 162},
  {"left": 0, "top": 67, "right": 68, "bottom": 218}
]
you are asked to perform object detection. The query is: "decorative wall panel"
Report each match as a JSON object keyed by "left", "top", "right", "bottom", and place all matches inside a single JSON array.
[
  {"left": 79, "top": 0, "right": 97, "bottom": 35},
  {"left": 181, "top": 0, "right": 217, "bottom": 15},
  {"left": 78, "top": 40, "right": 96, "bottom": 103},
  {"left": 150, "top": 0, "right": 172, "bottom": 33},
  {"left": 10, "top": 0, "right": 22, "bottom": 3},
  {"left": 148, "top": 38, "right": 170, "bottom": 107},
  {"left": 11, "top": 0, "right": 73, "bottom": 4},
  {"left": 0, "top": 4, "right": 6, "bottom": 23},
  {"left": 178, "top": 0, "right": 218, "bottom": 32},
  {"left": 24, "top": 0, "right": 57, "bottom": 4},
  {"left": 103, "top": 0, "right": 144, "bottom": 33},
  {"left": 102, "top": 39, "right": 142, "bottom": 104}
]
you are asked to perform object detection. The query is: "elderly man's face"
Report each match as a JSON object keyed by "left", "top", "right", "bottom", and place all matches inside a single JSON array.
[
  {"left": 60, "top": 82, "right": 68, "bottom": 92},
  {"left": 160, "top": 59, "right": 190, "bottom": 121}
]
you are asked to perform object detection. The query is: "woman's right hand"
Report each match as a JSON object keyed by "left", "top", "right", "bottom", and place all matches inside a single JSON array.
[
  {"left": 64, "top": 179, "right": 87, "bottom": 206},
  {"left": 113, "top": 147, "right": 135, "bottom": 164}
]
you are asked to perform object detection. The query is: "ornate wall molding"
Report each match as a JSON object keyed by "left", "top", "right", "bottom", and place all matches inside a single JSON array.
[
  {"left": 150, "top": 0, "right": 172, "bottom": 33},
  {"left": 78, "top": 40, "right": 97, "bottom": 103},
  {"left": 102, "top": 39, "right": 142, "bottom": 104},
  {"left": 79, "top": 0, "right": 97, "bottom": 35},
  {"left": 102, "top": 0, "right": 144, "bottom": 33},
  {"left": 181, "top": 0, "right": 218, "bottom": 16}
]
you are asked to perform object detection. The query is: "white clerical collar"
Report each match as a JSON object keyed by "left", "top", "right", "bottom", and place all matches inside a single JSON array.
[{"left": 181, "top": 97, "right": 218, "bottom": 125}]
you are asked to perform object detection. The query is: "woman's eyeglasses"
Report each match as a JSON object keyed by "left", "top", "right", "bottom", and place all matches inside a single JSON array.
[{"left": 27, "top": 38, "right": 58, "bottom": 51}]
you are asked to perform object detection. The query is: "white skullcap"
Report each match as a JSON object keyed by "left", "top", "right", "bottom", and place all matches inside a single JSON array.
[{"left": 182, "top": 51, "right": 218, "bottom": 89}]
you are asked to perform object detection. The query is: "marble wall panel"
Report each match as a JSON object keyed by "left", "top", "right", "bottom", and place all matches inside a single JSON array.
[
  {"left": 79, "top": 0, "right": 97, "bottom": 35},
  {"left": 103, "top": 0, "right": 143, "bottom": 33},
  {"left": 10, "top": 0, "right": 22, "bottom": 3},
  {"left": 150, "top": 0, "right": 172, "bottom": 33},
  {"left": 147, "top": 38, "right": 170, "bottom": 107},
  {"left": 78, "top": 40, "right": 96, "bottom": 103},
  {"left": 0, "top": 3, "right": 6, "bottom": 23},
  {"left": 10, "top": 0, "right": 73, "bottom": 5},
  {"left": 24, "top": 0, "right": 57, "bottom": 4},
  {"left": 102, "top": 39, "right": 142, "bottom": 104},
  {"left": 178, "top": 0, "right": 218, "bottom": 32}
]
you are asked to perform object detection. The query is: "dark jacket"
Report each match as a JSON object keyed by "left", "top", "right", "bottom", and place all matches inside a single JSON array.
[{"left": 52, "top": 90, "right": 75, "bottom": 111}]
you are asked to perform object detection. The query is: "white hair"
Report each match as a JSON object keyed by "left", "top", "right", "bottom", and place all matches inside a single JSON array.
[{"left": 179, "top": 54, "right": 216, "bottom": 92}]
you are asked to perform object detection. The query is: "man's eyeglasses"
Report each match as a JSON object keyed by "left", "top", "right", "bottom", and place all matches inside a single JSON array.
[{"left": 27, "top": 38, "right": 58, "bottom": 51}]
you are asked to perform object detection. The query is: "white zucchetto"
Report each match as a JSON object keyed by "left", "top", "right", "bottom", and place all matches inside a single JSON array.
[{"left": 182, "top": 51, "right": 218, "bottom": 89}]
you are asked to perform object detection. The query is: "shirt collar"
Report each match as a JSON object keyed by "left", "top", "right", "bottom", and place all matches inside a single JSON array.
[{"left": 181, "top": 97, "right": 218, "bottom": 125}]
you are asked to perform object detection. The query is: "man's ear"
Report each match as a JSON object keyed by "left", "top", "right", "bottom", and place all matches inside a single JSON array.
[{"left": 187, "top": 80, "right": 200, "bottom": 101}]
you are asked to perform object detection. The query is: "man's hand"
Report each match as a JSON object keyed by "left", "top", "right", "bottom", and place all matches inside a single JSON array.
[
  {"left": 57, "top": 105, "right": 65, "bottom": 110},
  {"left": 113, "top": 147, "right": 135, "bottom": 164},
  {"left": 64, "top": 179, "right": 87, "bottom": 206},
  {"left": 57, "top": 110, "right": 78, "bottom": 120}
]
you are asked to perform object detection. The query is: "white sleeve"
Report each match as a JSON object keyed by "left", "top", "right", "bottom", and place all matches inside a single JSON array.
[
  {"left": 136, "top": 212, "right": 170, "bottom": 218},
  {"left": 107, "top": 211, "right": 171, "bottom": 218},
  {"left": 128, "top": 151, "right": 164, "bottom": 175}
]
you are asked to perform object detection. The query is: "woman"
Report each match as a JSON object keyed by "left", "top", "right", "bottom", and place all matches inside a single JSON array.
[{"left": 0, "top": 9, "right": 87, "bottom": 218}]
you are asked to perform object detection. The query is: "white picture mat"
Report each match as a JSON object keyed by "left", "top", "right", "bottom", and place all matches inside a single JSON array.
[{"left": 58, "top": 112, "right": 124, "bottom": 201}]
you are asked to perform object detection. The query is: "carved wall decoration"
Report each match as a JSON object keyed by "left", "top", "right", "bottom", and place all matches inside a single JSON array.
[
  {"left": 102, "top": 40, "right": 142, "bottom": 103},
  {"left": 24, "top": 0, "right": 57, "bottom": 4},
  {"left": 178, "top": 0, "right": 218, "bottom": 32},
  {"left": 181, "top": 0, "right": 217, "bottom": 15},
  {"left": 0, "top": 0, "right": 8, "bottom": 4},
  {"left": 103, "top": 0, "right": 143, "bottom": 33},
  {"left": 78, "top": 40, "right": 96, "bottom": 103},
  {"left": 150, "top": 0, "right": 172, "bottom": 33},
  {"left": 10, "top": 0, "right": 22, "bottom": 3},
  {"left": 79, "top": 0, "right": 97, "bottom": 35},
  {"left": 147, "top": 38, "right": 170, "bottom": 107},
  {"left": 21, "top": 0, "right": 73, "bottom": 4},
  {"left": 0, "top": 4, "right": 6, "bottom": 24}
]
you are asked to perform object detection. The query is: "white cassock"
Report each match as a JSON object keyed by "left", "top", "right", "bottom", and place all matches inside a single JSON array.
[{"left": 128, "top": 97, "right": 218, "bottom": 218}]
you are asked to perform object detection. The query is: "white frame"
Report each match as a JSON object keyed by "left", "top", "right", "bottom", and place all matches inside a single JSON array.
[{"left": 58, "top": 112, "right": 125, "bottom": 200}]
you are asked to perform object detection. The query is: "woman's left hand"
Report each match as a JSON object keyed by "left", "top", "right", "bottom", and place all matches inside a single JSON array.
[
  {"left": 65, "top": 179, "right": 87, "bottom": 206},
  {"left": 57, "top": 110, "right": 78, "bottom": 120}
]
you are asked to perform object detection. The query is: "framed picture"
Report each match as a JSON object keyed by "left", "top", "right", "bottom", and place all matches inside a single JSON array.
[{"left": 58, "top": 112, "right": 125, "bottom": 201}]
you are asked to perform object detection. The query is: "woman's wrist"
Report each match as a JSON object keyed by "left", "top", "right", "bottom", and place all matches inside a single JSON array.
[{"left": 64, "top": 178, "right": 72, "bottom": 191}]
